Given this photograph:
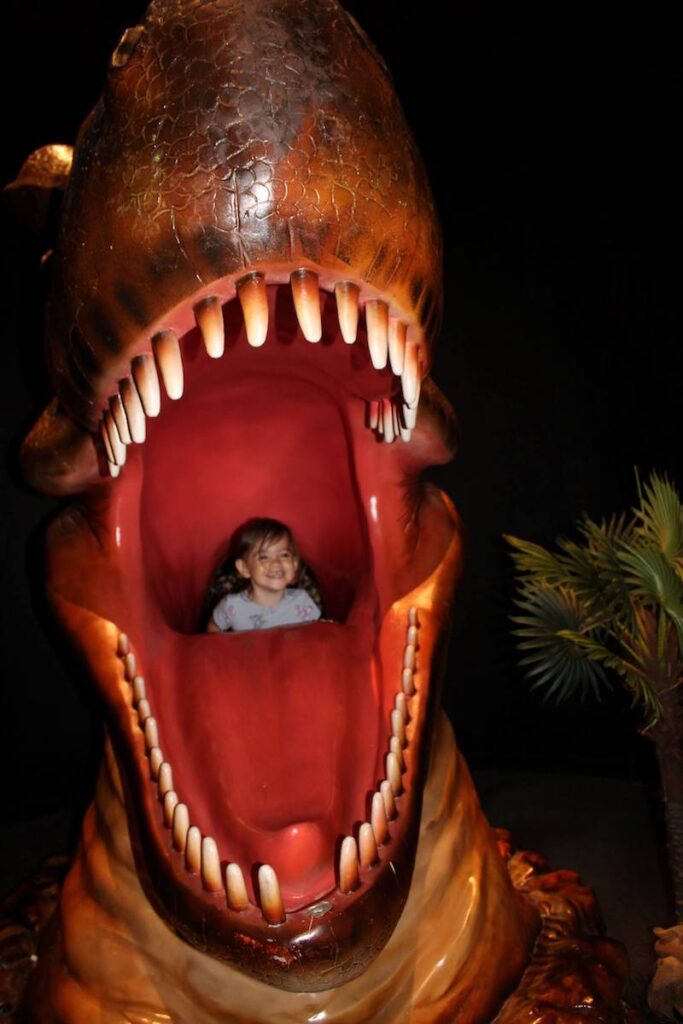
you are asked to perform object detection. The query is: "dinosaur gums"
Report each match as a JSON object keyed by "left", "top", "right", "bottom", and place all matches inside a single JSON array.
[{"left": 10, "top": 1, "right": 630, "bottom": 1020}]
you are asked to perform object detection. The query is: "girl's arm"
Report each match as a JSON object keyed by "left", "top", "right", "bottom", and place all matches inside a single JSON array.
[{"left": 206, "top": 618, "right": 221, "bottom": 633}]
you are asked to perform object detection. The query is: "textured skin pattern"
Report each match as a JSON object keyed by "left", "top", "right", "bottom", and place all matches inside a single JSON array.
[{"left": 48, "top": 0, "right": 442, "bottom": 427}]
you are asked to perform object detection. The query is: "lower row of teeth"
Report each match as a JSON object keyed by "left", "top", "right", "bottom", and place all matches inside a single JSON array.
[
  {"left": 100, "top": 271, "right": 423, "bottom": 477},
  {"left": 115, "top": 608, "right": 420, "bottom": 926}
]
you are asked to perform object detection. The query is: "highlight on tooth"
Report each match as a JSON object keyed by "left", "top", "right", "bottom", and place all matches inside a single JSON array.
[
  {"left": 137, "top": 699, "right": 151, "bottom": 724},
  {"left": 365, "top": 299, "right": 389, "bottom": 370},
  {"left": 339, "top": 836, "right": 360, "bottom": 893},
  {"left": 100, "top": 423, "right": 115, "bottom": 465},
  {"left": 116, "top": 633, "right": 130, "bottom": 657},
  {"left": 382, "top": 400, "right": 395, "bottom": 443},
  {"left": 237, "top": 272, "right": 268, "bottom": 347},
  {"left": 132, "top": 353, "right": 161, "bottom": 417},
  {"left": 120, "top": 377, "right": 146, "bottom": 443},
  {"left": 391, "top": 708, "right": 406, "bottom": 747},
  {"left": 132, "top": 675, "right": 146, "bottom": 702},
  {"left": 371, "top": 791, "right": 389, "bottom": 845},
  {"left": 110, "top": 394, "right": 132, "bottom": 445},
  {"left": 408, "top": 606, "right": 419, "bottom": 627},
  {"left": 104, "top": 410, "right": 126, "bottom": 466},
  {"left": 153, "top": 330, "right": 184, "bottom": 400},
  {"left": 172, "top": 802, "right": 190, "bottom": 852},
  {"left": 149, "top": 747, "right": 164, "bottom": 780},
  {"left": 359, "top": 823, "right": 378, "bottom": 868},
  {"left": 226, "top": 863, "right": 250, "bottom": 911},
  {"left": 107, "top": 460, "right": 120, "bottom": 478},
  {"left": 185, "top": 826, "right": 201, "bottom": 873},
  {"left": 334, "top": 280, "right": 359, "bottom": 343},
  {"left": 388, "top": 318, "right": 407, "bottom": 375},
  {"left": 258, "top": 865, "right": 285, "bottom": 925},
  {"left": 368, "top": 400, "right": 380, "bottom": 430},
  {"left": 158, "top": 762, "right": 174, "bottom": 797},
  {"left": 390, "top": 736, "right": 404, "bottom": 769},
  {"left": 402, "top": 339, "right": 420, "bottom": 407},
  {"left": 387, "top": 752, "right": 403, "bottom": 796},
  {"left": 395, "top": 692, "right": 408, "bottom": 720},
  {"left": 290, "top": 269, "right": 322, "bottom": 342},
  {"left": 403, "top": 403, "right": 417, "bottom": 430},
  {"left": 402, "top": 667, "right": 415, "bottom": 696},
  {"left": 194, "top": 295, "right": 225, "bottom": 358},
  {"left": 163, "top": 790, "right": 178, "bottom": 827},
  {"left": 201, "top": 837, "right": 223, "bottom": 893},
  {"left": 380, "top": 780, "right": 397, "bottom": 821},
  {"left": 407, "top": 624, "right": 418, "bottom": 647},
  {"left": 124, "top": 652, "right": 137, "bottom": 681},
  {"left": 403, "top": 644, "right": 416, "bottom": 672},
  {"left": 144, "top": 717, "right": 159, "bottom": 750}
]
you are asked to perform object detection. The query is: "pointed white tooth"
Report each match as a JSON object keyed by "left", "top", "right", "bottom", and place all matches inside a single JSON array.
[
  {"left": 391, "top": 708, "right": 406, "bottom": 747},
  {"left": 395, "top": 693, "right": 408, "bottom": 720},
  {"left": 185, "top": 826, "right": 201, "bottom": 872},
  {"left": 403, "top": 403, "right": 417, "bottom": 430},
  {"left": 380, "top": 780, "right": 396, "bottom": 821},
  {"left": 137, "top": 699, "right": 151, "bottom": 724},
  {"left": 401, "top": 339, "right": 420, "bottom": 407},
  {"left": 133, "top": 675, "right": 146, "bottom": 702},
  {"left": 194, "top": 295, "right": 225, "bottom": 358},
  {"left": 371, "top": 791, "right": 388, "bottom": 845},
  {"left": 144, "top": 717, "right": 159, "bottom": 750},
  {"left": 339, "top": 836, "right": 360, "bottom": 893},
  {"left": 226, "top": 864, "right": 250, "bottom": 910},
  {"left": 387, "top": 752, "right": 403, "bottom": 796},
  {"left": 390, "top": 735, "right": 404, "bottom": 768},
  {"left": 104, "top": 411, "right": 126, "bottom": 465},
  {"left": 110, "top": 395, "right": 132, "bottom": 444},
  {"left": 334, "top": 281, "right": 359, "bottom": 343},
  {"left": 107, "top": 460, "right": 120, "bottom": 478},
  {"left": 120, "top": 378, "right": 146, "bottom": 443},
  {"left": 117, "top": 633, "right": 129, "bottom": 657},
  {"left": 365, "top": 300, "right": 388, "bottom": 370},
  {"left": 163, "top": 790, "right": 178, "bottom": 827},
  {"left": 377, "top": 409, "right": 384, "bottom": 435},
  {"left": 408, "top": 606, "right": 418, "bottom": 627},
  {"left": 359, "top": 823, "right": 378, "bottom": 868},
  {"left": 382, "top": 400, "right": 395, "bottom": 443},
  {"left": 368, "top": 400, "right": 380, "bottom": 430},
  {"left": 149, "top": 747, "right": 164, "bottom": 779},
  {"left": 172, "top": 802, "right": 190, "bottom": 852},
  {"left": 237, "top": 272, "right": 268, "bottom": 347},
  {"left": 132, "top": 354, "right": 161, "bottom": 417},
  {"left": 258, "top": 865, "right": 285, "bottom": 924},
  {"left": 403, "top": 645, "right": 416, "bottom": 672},
  {"left": 100, "top": 422, "right": 115, "bottom": 464},
  {"left": 399, "top": 425, "right": 412, "bottom": 444},
  {"left": 388, "top": 319, "right": 407, "bottom": 375},
  {"left": 402, "top": 667, "right": 415, "bottom": 696},
  {"left": 153, "top": 330, "right": 184, "bottom": 399},
  {"left": 407, "top": 625, "right": 418, "bottom": 647},
  {"left": 201, "top": 837, "right": 223, "bottom": 892},
  {"left": 290, "top": 269, "right": 322, "bottom": 342},
  {"left": 392, "top": 402, "right": 401, "bottom": 439},
  {"left": 158, "top": 762, "right": 173, "bottom": 797},
  {"left": 124, "top": 652, "right": 136, "bottom": 681}
]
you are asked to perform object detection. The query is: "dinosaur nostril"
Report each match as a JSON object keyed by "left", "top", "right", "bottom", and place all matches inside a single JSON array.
[{"left": 110, "top": 25, "right": 145, "bottom": 70}]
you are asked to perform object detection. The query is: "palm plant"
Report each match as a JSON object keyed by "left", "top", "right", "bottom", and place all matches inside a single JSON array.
[{"left": 506, "top": 471, "right": 683, "bottom": 921}]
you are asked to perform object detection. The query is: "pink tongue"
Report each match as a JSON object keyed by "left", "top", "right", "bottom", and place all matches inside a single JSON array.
[{"left": 155, "top": 621, "right": 377, "bottom": 907}]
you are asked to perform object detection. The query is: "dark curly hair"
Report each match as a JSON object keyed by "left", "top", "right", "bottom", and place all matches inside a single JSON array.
[{"left": 203, "top": 518, "right": 322, "bottom": 627}]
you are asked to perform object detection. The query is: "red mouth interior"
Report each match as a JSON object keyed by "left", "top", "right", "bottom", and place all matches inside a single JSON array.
[{"left": 109, "top": 289, "right": 412, "bottom": 909}]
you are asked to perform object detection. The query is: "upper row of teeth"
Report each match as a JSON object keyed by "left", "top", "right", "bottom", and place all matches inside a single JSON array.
[
  {"left": 115, "top": 607, "right": 420, "bottom": 926},
  {"left": 100, "top": 270, "right": 423, "bottom": 476}
]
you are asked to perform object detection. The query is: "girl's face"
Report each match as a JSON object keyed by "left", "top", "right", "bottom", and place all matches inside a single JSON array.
[{"left": 235, "top": 535, "right": 298, "bottom": 601}]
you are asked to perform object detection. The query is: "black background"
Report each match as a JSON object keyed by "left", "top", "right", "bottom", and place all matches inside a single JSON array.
[{"left": 1, "top": 3, "right": 681, "bottom": 825}]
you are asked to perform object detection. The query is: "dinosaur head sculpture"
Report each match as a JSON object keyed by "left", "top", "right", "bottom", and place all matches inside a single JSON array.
[{"left": 20, "top": 0, "right": 467, "bottom": 994}]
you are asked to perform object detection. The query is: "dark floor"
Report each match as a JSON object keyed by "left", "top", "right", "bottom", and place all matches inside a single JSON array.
[{"left": 0, "top": 771, "right": 672, "bottom": 1018}]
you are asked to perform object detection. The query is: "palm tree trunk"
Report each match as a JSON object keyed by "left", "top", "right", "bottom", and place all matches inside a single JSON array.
[{"left": 650, "top": 678, "right": 683, "bottom": 923}]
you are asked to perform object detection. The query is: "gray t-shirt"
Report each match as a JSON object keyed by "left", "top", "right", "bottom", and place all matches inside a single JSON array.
[{"left": 211, "top": 588, "right": 321, "bottom": 632}]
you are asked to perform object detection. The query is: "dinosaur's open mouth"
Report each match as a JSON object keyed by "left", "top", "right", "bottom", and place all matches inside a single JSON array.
[{"left": 44, "top": 273, "right": 461, "bottom": 990}]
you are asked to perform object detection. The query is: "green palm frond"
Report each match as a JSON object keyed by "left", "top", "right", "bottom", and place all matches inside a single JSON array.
[
  {"left": 618, "top": 546, "right": 683, "bottom": 650},
  {"left": 512, "top": 585, "right": 611, "bottom": 702},
  {"left": 505, "top": 535, "right": 575, "bottom": 588},
  {"left": 634, "top": 471, "right": 683, "bottom": 563}
]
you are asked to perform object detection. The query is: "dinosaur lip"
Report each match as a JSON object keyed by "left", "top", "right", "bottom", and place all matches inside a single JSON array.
[{"left": 45, "top": 282, "right": 460, "bottom": 990}]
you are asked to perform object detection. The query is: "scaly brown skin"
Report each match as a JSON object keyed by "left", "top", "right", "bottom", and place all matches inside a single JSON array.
[{"left": 13, "top": 0, "right": 628, "bottom": 1020}]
